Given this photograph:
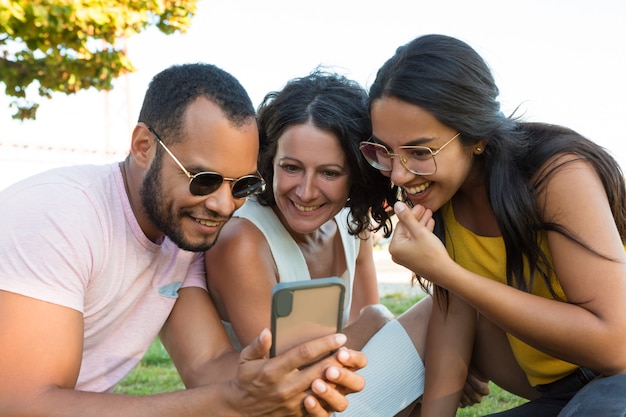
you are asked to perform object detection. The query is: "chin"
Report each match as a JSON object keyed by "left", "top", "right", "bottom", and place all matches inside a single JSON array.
[
  {"left": 287, "top": 221, "right": 320, "bottom": 235},
  {"left": 172, "top": 234, "right": 218, "bottom": 253}
]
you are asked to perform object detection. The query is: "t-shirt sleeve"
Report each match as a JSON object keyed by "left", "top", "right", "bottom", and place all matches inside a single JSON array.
[
  {"left": 181, "top": 252, "right": 208, "bottom": 291},
  {"left": 0, "top": 182, "right": 106, "bottom": 313}
]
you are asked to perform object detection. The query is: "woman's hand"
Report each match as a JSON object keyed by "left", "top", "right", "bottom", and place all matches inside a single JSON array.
[{"left": 389, "top": 202, "right": 451, "bottom": 282}]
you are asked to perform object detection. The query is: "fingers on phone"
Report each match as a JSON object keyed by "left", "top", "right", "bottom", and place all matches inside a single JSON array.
[
  {"left": 310, "top": 379, "right": 349, "bottom": 413},
  {"left": 273, "top": 333, "right": 346, "bottom": 371}
]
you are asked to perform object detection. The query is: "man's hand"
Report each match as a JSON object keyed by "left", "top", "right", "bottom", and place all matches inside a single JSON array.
[{"left": 225, "top": 329, "right": 366, "bottom": 416}]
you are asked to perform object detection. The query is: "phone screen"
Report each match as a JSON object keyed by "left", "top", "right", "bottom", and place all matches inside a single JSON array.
[{"left": 270, "top": 277, "right": 345, "bottom": 357}]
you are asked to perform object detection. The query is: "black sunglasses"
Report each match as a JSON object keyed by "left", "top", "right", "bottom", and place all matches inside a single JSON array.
[{"left": 148, "top": 127, "right": 266, "bottom": 198}]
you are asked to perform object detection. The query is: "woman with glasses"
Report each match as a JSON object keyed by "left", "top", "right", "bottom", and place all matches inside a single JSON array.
[
  {"left": 367, "top": 34, "right": 626, "bottom": 416},
  {"left": 204, "top": 70, "right": 397, "bottom": 345}
]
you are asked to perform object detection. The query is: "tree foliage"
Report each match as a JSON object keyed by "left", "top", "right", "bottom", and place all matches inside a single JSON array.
[{"left": 0, "top": 0, "right": 198, "bottom": 120}]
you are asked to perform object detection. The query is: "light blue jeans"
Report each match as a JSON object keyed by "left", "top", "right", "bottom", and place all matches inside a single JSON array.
[{"left": 486, "top": 368, "right": 626, "bottom": 417}]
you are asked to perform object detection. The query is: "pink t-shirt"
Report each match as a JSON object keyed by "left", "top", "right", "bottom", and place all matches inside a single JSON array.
[{"left": 0, "top": 163, "right": 206, "bottom": 392}]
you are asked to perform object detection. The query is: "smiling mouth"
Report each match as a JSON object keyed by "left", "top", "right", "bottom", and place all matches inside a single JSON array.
[
  {"left": 294, "top": 202, "right": 322, "bottom": 212},
  {"left": 194, "top": 218, "right": 220, "bottom": 227},
  {"left": 404, "top": 181, "right": 432, "bottom": 195}
]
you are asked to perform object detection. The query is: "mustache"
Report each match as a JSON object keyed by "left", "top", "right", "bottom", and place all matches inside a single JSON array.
[{"left": 189, "top": 208, "right": 234, "bottom": 223}]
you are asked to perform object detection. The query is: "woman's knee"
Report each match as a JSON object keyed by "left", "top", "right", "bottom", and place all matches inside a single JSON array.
[{"left": 396, "top": 296, "right": 432, "bottom": 358}]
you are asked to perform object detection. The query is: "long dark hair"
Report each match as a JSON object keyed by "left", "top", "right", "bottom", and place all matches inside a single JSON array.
[
  {"left": 257, "top": 69, "right": 394, "bottom": 237},
  {"left": 370, "top": 34, "right": 626, "bottom": 302}
]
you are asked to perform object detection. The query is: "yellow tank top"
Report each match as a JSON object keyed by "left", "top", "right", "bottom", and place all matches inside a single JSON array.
[{"left": 441, "top": 202, "right": 577, "bottom": 386}]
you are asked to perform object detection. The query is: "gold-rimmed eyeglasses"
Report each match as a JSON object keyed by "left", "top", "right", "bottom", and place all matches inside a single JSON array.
[{"left": 359, "top": 132, "right": 460, "bottom": 175}]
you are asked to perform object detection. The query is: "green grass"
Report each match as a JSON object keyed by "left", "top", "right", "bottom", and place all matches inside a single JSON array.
[
  {"left": 456, "top": 383, "right": 526, "bottom": 416},
  {"left": 113, "top": 340, "right": 184, "bottom": 395},
  {"left": 116, "top": 292, "right": 527, "bottom": 415},
  {"left": 380, "top": 292, "right": 425, "bottom": 316}
]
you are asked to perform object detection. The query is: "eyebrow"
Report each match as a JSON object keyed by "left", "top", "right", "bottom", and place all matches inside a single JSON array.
[
  {"left": 278, "top": 157, "right": 347, "bottom": 173},
  {"left": 181, "top": 161, "right": 217, "bottom": 175},
  {"left": 321, "top": 164, "right": 348, "bottom": 173},
  {"left": 370, "top": 135, "right": 438, "bottom": 148},
  {"left": 185, "top": 162, "right": 257, "bottom": 177}
]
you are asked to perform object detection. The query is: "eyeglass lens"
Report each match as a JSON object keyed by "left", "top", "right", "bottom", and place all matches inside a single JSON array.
[
  {"left": 189, "top": 173, "right": 265, "bottom": 198},
  {"left": 360, "top": 143, "right": 436, "bottom": 174}
]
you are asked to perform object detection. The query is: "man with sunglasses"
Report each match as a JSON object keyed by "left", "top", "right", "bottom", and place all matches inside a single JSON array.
[{"left": 0, "top": 63, "right": 365, "bottom": 416}]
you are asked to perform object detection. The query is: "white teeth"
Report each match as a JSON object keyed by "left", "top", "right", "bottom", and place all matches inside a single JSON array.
[
  {"left": 294, "top": 203, "right": 321, "bottom": 212},
  {"left": 404, "top": 181, "right": 431, "bottom": 195},
  {"left": 196, "top": 218, "right": 219, "bottom": 227}
]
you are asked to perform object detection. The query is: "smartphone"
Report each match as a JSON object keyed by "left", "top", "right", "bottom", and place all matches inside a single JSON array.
[{"left": 270, "top": 277, "right": 345, "bottom": 358}]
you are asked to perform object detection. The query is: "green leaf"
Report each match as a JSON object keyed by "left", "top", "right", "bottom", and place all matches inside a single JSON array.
[{"left": 0, "top": 0, "right": 199, "bottom": 120}]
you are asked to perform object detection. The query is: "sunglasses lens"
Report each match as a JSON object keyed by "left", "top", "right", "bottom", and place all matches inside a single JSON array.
[
  {"left": 232, "top": 176, "right": 266, "bottom": 199},
  {"left": 189, "top": 173, "right": 223, "bottom": 196},
  {"left": 360, "top": 143, "right": 392, "bottom": 171},
  {"left": 189, "top": 172, "right": 266, "bottom": 198}
]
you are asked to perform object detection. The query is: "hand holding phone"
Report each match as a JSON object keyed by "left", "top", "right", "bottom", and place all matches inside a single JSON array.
[{"left": 270, "top": 277, "right": 345, "bottom": 358}]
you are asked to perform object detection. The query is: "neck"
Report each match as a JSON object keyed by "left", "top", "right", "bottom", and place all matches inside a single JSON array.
[
  {"left": 272, "top": 205, "right": 326, "bottom": 246},
  {"left": 119, "top": 158, "right": 163, "bottom": 243},
  {"left": 119, "top": 158, "right": 135, "bottom": 209}
]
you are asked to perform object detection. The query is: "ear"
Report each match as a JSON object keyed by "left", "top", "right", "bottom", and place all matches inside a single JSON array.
[
  {"left": 130, "top": 123, "right": 156, "bottom": 170},
  {"left": 473, "top": 138, "right": 489, "bottom": 155}
]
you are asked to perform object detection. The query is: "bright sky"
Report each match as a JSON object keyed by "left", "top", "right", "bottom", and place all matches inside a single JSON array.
[{"left": 2, "top": 0, "right": 625, "bottom": 191}]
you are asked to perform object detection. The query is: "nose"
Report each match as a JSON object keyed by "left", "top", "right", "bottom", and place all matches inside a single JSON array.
[
  {"left": 296, "top": 173, "right": 318, "bottom": 202},
  {"left": 203, "top": 181, "right": 238, "bottom": 216},
  {"left": 389, "top": 154, "right": 415, "bottom": 187}
]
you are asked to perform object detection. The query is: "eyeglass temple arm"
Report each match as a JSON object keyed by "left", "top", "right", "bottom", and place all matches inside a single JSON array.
[{"left": 149, "top": 128, "right": 193, "bottom": 180}]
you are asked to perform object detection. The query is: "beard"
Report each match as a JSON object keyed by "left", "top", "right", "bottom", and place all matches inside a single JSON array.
[{"left": 139, "top": 153, "right": 220, "bottom": 252}]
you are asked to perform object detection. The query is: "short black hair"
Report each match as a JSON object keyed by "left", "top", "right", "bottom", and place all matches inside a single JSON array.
[{"left": 138, "top": 63, "right": 255, "bottom": 145}]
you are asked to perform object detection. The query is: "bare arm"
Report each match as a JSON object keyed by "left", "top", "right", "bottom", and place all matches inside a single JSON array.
[
  {"left": 341, "top": 233, "right": 395, "bottom": 350},
  {"left": 0, "top": 290, "right": 231, "bottom": 417},
  {"left": 348, "top": 233, "right": 380, "bottom": 323},
  {"left": 204, "top": 217, "right": 279, "bottom": 347},
  {"left": 420, "top": 292, "right": 476, "bottom": 417},
  {"left": 160, "top": 287, "right": 240, "bottom": 386}
]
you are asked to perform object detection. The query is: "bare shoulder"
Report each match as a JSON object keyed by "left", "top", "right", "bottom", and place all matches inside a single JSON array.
[
  {"left": 206, "top": 217, "right": 269, "bottom": 259},
  {"left": 204, "top": 216, "right": 275, "bottom": 290},
  {"left": 534, "top": 153, "right": 598, "bottom": 186},
  {"left": 534, "top": 153, "right": 604, "bottom": 207},
  {"left": 535, "top": 153, "right": 624, "bottom": 267}
]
